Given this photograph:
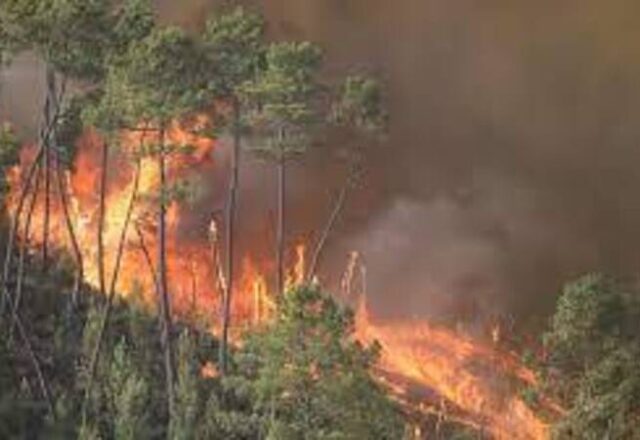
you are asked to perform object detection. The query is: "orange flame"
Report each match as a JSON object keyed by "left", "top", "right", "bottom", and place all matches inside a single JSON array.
[
  {"left": 355, "top": 296, "right": 552, "bottom": 439},
  {"left": 6, "top": 119, "right": 554, "bottom": 439}
]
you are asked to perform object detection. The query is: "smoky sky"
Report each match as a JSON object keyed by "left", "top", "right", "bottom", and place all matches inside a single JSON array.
[{"left": 4, "top": 0, "right": 640, "bottom": 325}]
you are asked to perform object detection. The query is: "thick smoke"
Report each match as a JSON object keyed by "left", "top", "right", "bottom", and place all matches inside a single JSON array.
[
  {"left": 4, "top": 0, "right": 640, "bottom": 325},
  {"left": 258, "top": 0, "right": 640, "bottom": 322}
]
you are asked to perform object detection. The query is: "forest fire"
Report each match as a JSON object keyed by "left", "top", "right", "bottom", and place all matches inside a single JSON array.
[
  {"left": 5, "top": 124, "right": 552, "bottom": 439},
  {"left": 356, "top": 300, "right": 552, "bottom": 439}
]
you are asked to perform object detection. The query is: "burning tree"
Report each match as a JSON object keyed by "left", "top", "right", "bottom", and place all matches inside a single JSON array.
[
  {"left": 80, "top": 24, "right": 215, "bottom": 432},
  {"left": 0, "top": 3, "right": 561, "bottom": 439},
  {"left": 242, "top": 41, "right": 324, "bottom": 299},
  {"left": 202, "top": 6, "right": 265, "bottom": 376},
  {"left": 0, "top": 0, "right": 154, "bottom": 419},
  {"left": 306, "top": 74, "right": 388, "bottom": 282}
]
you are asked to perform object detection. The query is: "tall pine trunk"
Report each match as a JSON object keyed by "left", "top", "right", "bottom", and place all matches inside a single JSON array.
[
  {"left": 97, "top": 140, "right": 108, "bottom": 299},
  {"left": 1, "top": 145, "right": 44, "bottom": 315},
  {"left": 55, "top": 154, "right": 84, "bottom": 303},
  {"left": 42, "top": 67, "right": 56, "bottom": 269},
  {"left": 157, "top": 126, "right": 176, "bottom": 428},
  {"left": 9, "top": 166, "right": 42, "bottom": 337},
  {"left": 219, "top": 101, "right": 241, "bottom": 375},
  {"left": 276, "top": 145, "right": 286, "bottom": 297},
  {"left": 1, "top": 66, "right": 63, "bottom": 312},
  {"left": 81, "top": 149, "right": 141, "bottom": 424}
]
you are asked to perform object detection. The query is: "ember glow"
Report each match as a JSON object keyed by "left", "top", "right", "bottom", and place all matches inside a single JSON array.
[{"left": 6, "top": 122, "right": 554, "bottom": 439}]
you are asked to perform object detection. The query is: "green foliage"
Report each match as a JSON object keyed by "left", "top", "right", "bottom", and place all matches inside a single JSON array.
[
  {"left": 204, "top": 7, "right": 265, "bottom": 100},
  {"left": 0, "top": 123, "right": 20, "bottom": 199},
  {"left": 0, "top": 0, "right": 154, "bottom": 81},
  {"left": 243, "top": 41, "right": 323, "bottom": 157},
  {"left": 0, "top": 332, "right": 30, "bottom": 438},
  {"left": 172, "top": 330, "right": 201, "bottom": 440},
  {"left": 100, "top": 26, "right": 213, "bottom": 127},
  {"left": 543, "top": 274, "right": 640, "bottom": 439},
  {"left": 332, "top": 75, "right": 387, "bottom": 134},
  {"left": 235, "top": 286, "right": 404, "bottom": 440},
  {"left": 109, "top": 340, "right": 151, "bottom": 440},
  {"left": 544, "top": 274, "right": 636, "bottom": 371}
]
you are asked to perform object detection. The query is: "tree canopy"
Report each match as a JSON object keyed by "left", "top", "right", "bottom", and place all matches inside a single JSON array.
[{"left": 542, "top": 274, "right": 640, "bottom": 439}]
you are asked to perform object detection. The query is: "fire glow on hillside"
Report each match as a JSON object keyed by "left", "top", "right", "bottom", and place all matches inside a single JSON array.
[{"left": 5, "top": 122, "right": 557, "bottom": 439}]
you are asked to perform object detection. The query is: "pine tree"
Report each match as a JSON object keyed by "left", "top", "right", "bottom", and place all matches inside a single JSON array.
[
  {"left": 87, "top": 24, "right": 214, "bottom": 432},
  {"left": 203, "top": 6, "right": 266, "bottom": 376},
  {"left": 243, "top": 42, "right": 323, "bottom": 297}
]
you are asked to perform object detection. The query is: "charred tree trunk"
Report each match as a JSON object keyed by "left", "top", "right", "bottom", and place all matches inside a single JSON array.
[
  {"left": 9, "top": 166, "right": 42, "bottom": 338},
  {"left": 276, "top": 144, "right": 286, "bottom": 297},
  {"left": 307, "top": 186, "right": 348, "bottom": 283},
  {"left": 135, "top": 223, "right": 160, "bottom": 304},
  {"left": 1, "top": 78, "right": 65, "bottom": 312},
  {"left": 108, "top": 159, "right": 141, "bottom": 299},
  {"left": 42, "top": 67, "right": 57, "bottom": 270},
  {"left": 157, "top": 126, "right": 176, "bottom": 428},
  {"left": 81, "top": 154, "right": 141, "bottom": 424},
  {"left": 219, "top": 100, "right": 241, "bottom": 375},
  {"left": 97, "top": 140, "right": 109, "bottom": 299},
  {"left": 55, "top": 154, "right": 84, "bottom": 303},
  {"left": 1, "top": 146, "right": 44, "bottom": 315}
]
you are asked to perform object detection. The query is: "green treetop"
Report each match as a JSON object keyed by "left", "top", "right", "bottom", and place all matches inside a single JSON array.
[
  {"left": 244, "top": 41, "right": 323, "bottom": 156},
  {"left": 204, "top": 6, "right": 265, "bottom": 104},
  {"left": 234, "top": 286, "right": 405, "bottom": 439},
  {"left": 543, "top": 274, "right": 640, "bottom": 439},
  {"left": 0, "top": 0, "right": 154, "bottom": 82}
]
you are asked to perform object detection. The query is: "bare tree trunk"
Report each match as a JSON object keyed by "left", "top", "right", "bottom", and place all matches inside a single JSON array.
[
  {"left": 219, "top": 101, "right": 241, "bottom": 375},
  {"left": 55, "top": 154, "right": 84, "bottom": 303},
  {"left": 307, "top": 186, "right": 348, "bottom": 283},
  {"left": 1, "top": 80, "right": 66, "bottom": 311},
  {"left": 9, "top": 166, "right": 42, "bottom": 338},
  {"left": 0, "top": 166, "right": 54, "bottom": 419},
  {"left": 81, "top": 157, "right": 141, "bottom": 424},
  {"left": 135, "top": 223, "right": 160, "bottom": 304},
  {"left": 276, "top": 145, "right": 286, "bottom": 297},
  {"left": 42, "top": 67, "right": 56, "bottom": 269},
  {"left": 97, "top": 141, "right": 108, "bottom": 299},
  {"left": 1, "top": 146, "right": 44, "bottom": 315},
  {"left": 107, "top": 159, "right": 140, "bottom": 298},
  {"left": 157, "top": 126, "right": 176, "bottom": 429}
]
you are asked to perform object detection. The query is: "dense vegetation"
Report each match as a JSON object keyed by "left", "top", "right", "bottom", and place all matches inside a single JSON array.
[
  {"left": 0, "top": 255, "right": 404, "bottom": 438},
  {"left": 539, "top": 274, "right": 640, "bottom": 439}
]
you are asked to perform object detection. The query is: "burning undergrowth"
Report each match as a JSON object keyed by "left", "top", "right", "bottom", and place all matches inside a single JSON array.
[{"left": 4, "top": 120, "right": 558, "bottom": 439}]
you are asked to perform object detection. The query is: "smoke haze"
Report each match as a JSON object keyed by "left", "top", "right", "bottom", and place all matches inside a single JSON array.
[{"left": 4, "top": 0, "right": 640, "bottom": 325}]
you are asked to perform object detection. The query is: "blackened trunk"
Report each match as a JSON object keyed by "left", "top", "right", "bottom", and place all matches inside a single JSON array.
[
  {"left": 157, "top": 127, "right": 176, "bottom": 428},
  {"left": 42, "top": 67, "right": 56, "bottom": 269},
  {"left": 9, "top": 166, "right": 42, "bottom": 337},
  {"left": 219, "top": 101, "right": 241, "bottom": 375},
  {"left": 55, "top": 154, "right": 83, "bottom": 303},
  {"left": 108, "top": 160, "right": 140, "bottom": 300},
  {"left": 307, "top": 186, "right": 348, "bottom": 283},
  {"left": 80, "top": 144, "right": 142, "bottom": 424},
  {"left": 1, "top": 146, "right": 44, "bottom": 315},
  {"left": 276, "top": 146, "right": 286, "bottom": 296},
  {"left": 97, "top": 141, "right": 108, "bottom": 299}
]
